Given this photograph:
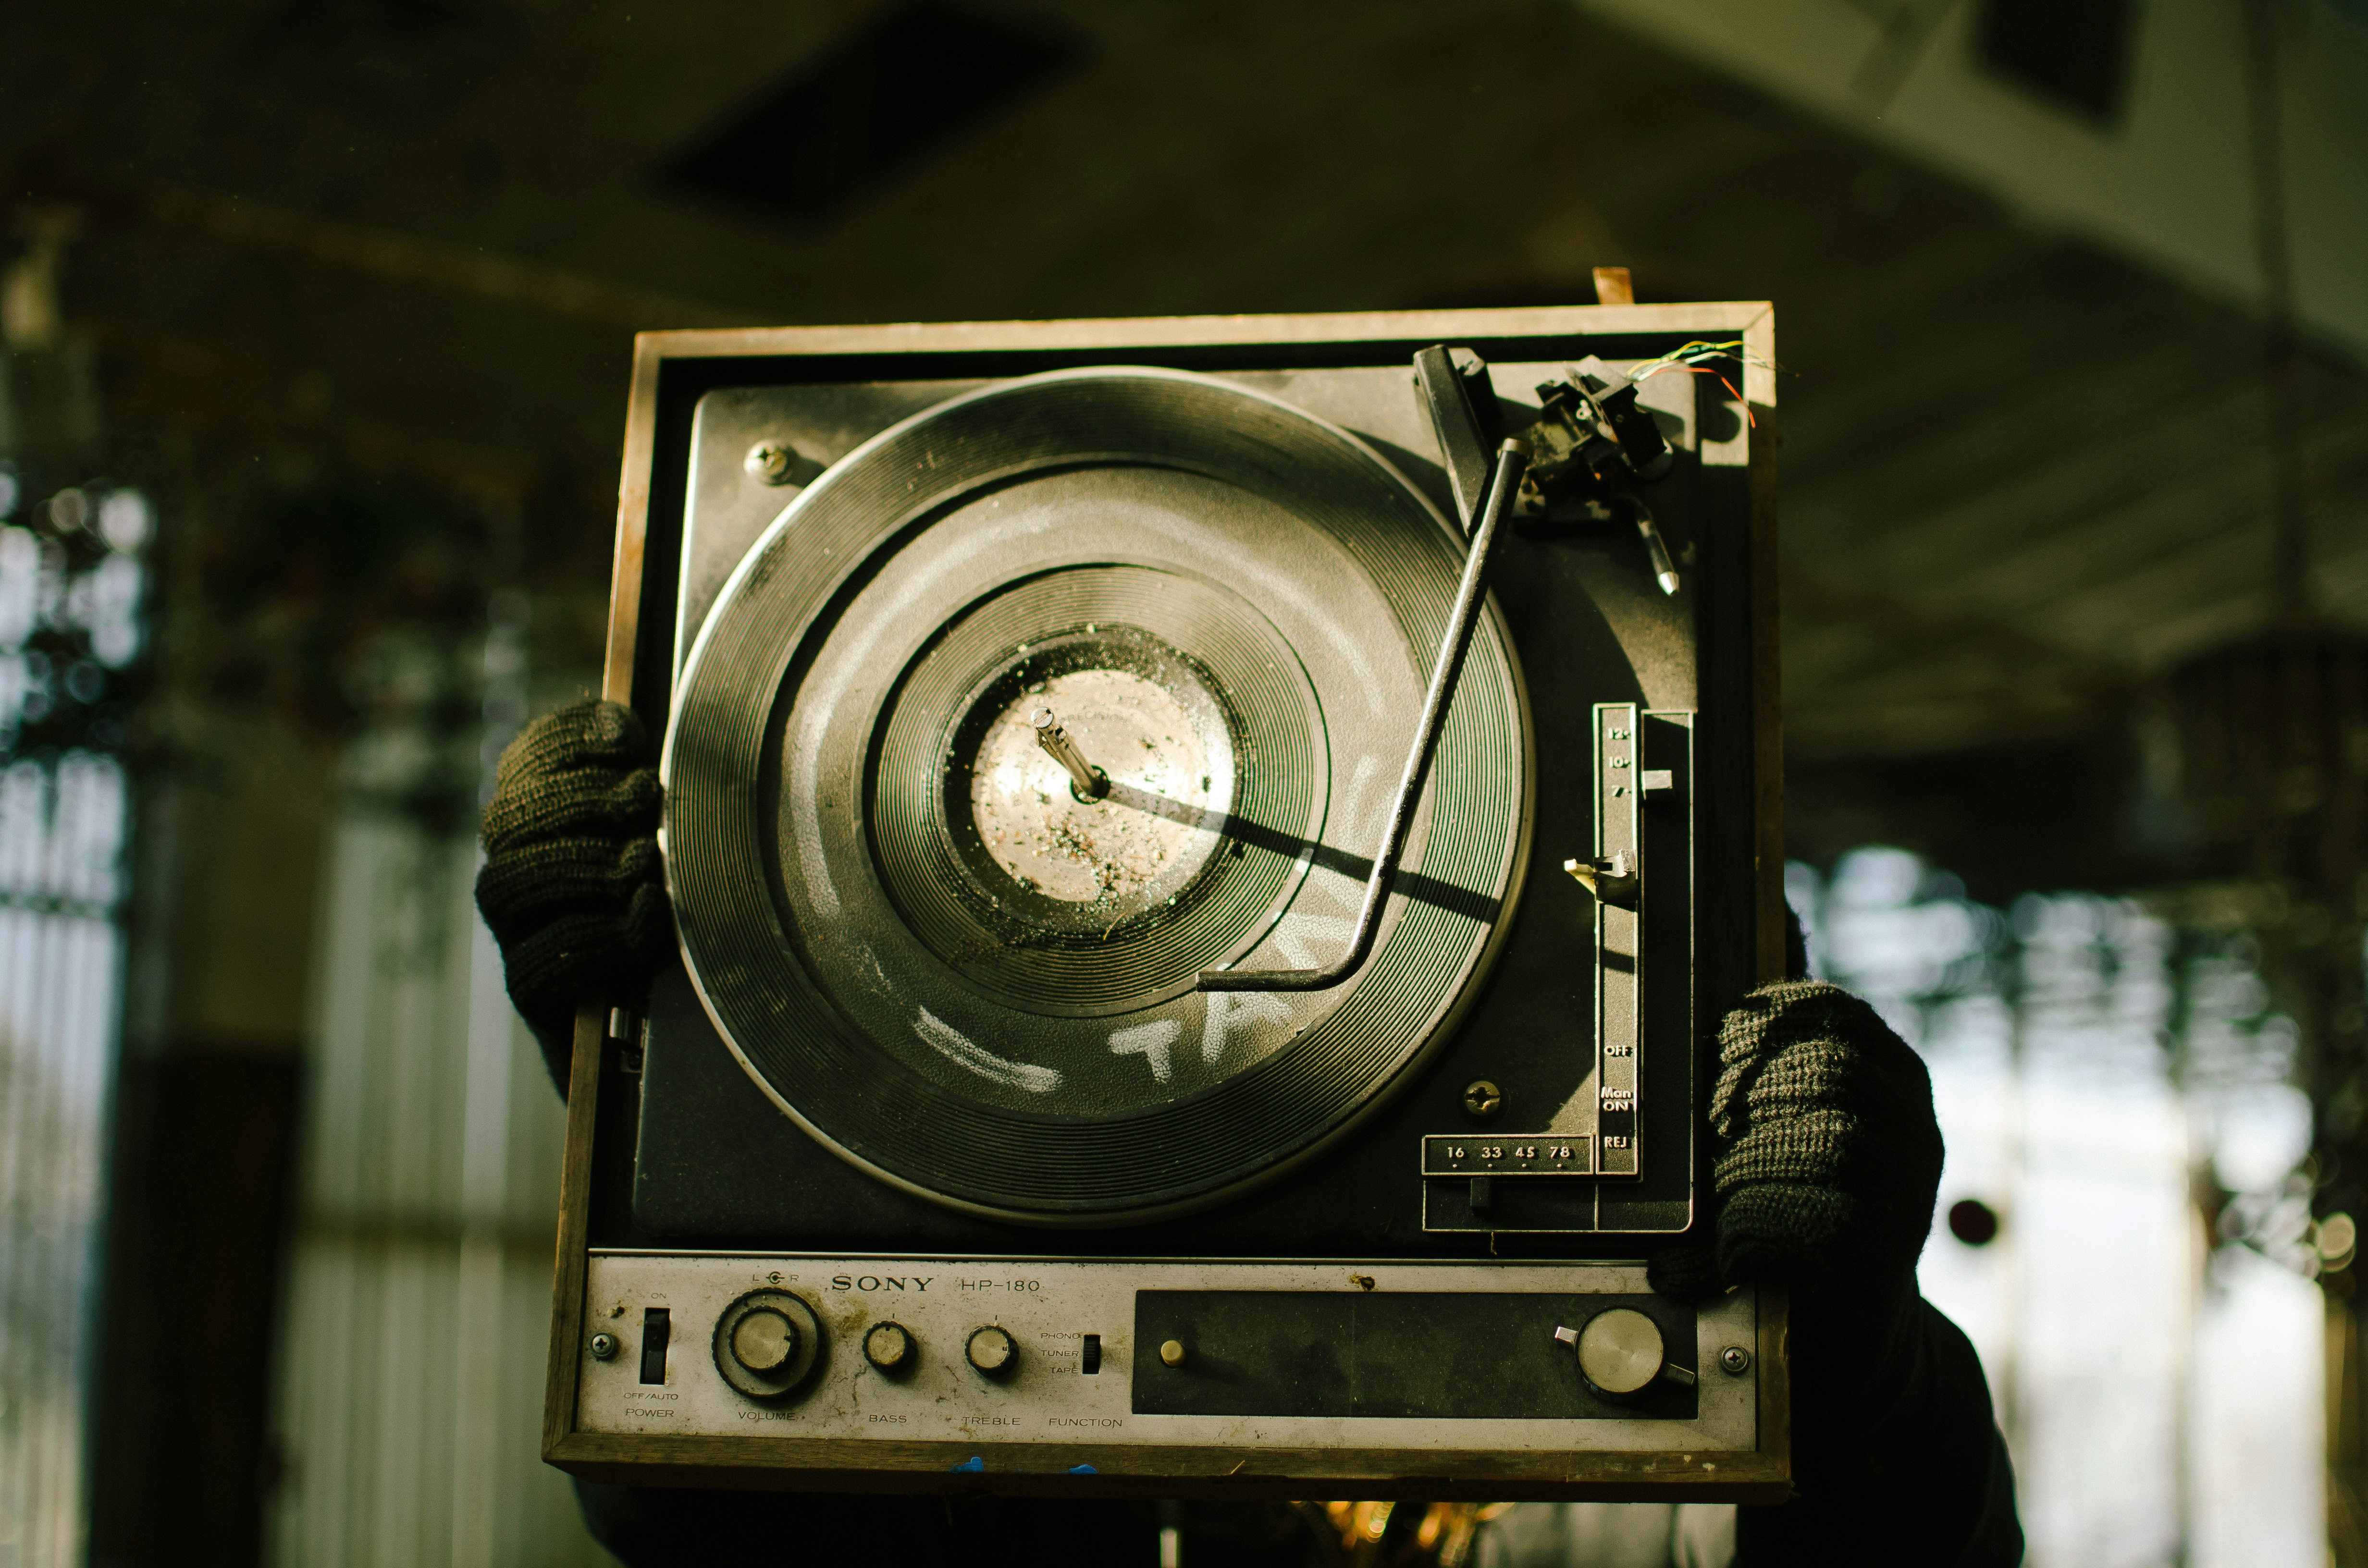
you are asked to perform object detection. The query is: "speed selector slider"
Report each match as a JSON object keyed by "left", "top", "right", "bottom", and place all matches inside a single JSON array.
[
  {"left": 1553, "top": 1309, "right": 1696, "bottom": 1397},
  {"left": 1561, "top": 850, "right": 1636, "bottom": 906}
]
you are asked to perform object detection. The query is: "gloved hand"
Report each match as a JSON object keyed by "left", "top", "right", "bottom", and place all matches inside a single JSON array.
[
  {"left": 475, "top": 698, "right": 672, "bottom": 1093},
  {"left": 1652, "top": 981, "right": 2022, "bottom": 1567}
]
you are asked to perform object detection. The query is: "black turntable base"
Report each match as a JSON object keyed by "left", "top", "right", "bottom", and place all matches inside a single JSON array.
[{"left": 551, "top": 306, "right": 1784, "bottom": 1498}]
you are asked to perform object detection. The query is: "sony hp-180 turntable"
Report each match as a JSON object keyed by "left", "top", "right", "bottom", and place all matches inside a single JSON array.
[{"left": 543, "top": 304, "right": 1787, "bottom": 1500}]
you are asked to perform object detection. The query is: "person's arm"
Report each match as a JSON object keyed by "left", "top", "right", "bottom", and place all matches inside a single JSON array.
[
  {"left": 1652, "top": 981, "right": 2022, "bottom": 1566},
  {"left": 474, "top": 699, "right": 671, "bottom": 1093}
]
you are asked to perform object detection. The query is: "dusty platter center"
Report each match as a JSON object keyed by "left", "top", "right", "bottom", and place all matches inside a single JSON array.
[{"left": 955, "top": 626, "right": 1236, "bottom": 921}]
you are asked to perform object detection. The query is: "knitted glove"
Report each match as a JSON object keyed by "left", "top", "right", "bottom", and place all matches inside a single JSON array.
[
  {"left": 475, "top": 699, "right": 673, "bottom": 1093},
  {"left": 1652, "top": 981, "right": 2021, "bottom": 1566}
]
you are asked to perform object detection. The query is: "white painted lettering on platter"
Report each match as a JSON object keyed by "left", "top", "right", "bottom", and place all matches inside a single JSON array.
[
  {"left": 913, "top": 1006, "right": 1061, "bottom": 1092},
  {"left": 1108, "top": 1019, "right": 1183, "bottom": 1082},
  {"left": 1201, "top": 990, "right": 1293, "bottom": 1066}
]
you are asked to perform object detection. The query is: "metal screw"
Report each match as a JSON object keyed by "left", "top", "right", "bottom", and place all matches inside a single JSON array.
[
  {"left": 745, "top": 441, "right": 798, "bottom": 485},
  {"left": 1719, "top": 1345, "right": 1751, "bottom": 1375},
  {"left": 590, "top": 1332, "right": 619, "bottom": 1361},
  {"left": 1462, "top": 1079, "right": 1503, "bottom": 1118}
]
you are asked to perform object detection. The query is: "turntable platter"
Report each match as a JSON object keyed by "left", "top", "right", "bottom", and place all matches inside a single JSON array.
[{"left": 664, "top": 368, "right": 1532, "bottom": 1223}]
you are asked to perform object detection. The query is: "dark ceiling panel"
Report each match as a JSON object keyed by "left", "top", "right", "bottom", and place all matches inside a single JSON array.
[
  {"left": 1977, "top": 0, "right": 2135, "bottom": 123},
  {"left": 658, "top": 0, "right": 1082, "bottom": 226}
]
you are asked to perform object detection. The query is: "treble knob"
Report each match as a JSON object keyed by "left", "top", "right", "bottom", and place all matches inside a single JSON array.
[{"left": 966, "top": 1324, "right": 1019, "bottom": 1377}]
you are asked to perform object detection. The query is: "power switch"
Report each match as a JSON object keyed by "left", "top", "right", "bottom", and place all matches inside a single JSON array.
[{"left": 640, "top": 1308, "right": 671, "bottom": 1384}]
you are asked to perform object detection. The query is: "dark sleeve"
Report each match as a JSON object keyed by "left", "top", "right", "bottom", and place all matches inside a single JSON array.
[{"left": 1739, "top": 1300, "right": 2022, "bottom": 1567}]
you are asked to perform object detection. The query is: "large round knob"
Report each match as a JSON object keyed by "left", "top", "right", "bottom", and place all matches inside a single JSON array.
[
  {"left": 966, "top": 1324, "right": 1018, "bottom": 1376},
  {"left": 729, "top": 1308, "right": 799, "bottom": 1373},
  {"left": 864, "top": 1321, "right": 915, "bottom": 1372},
  {"left": 711, "top": 1289, "right": 823, "bottom": 1400},
  {"left": 1576, "top": 1308, "right": 1665, "bottom": 1398}
]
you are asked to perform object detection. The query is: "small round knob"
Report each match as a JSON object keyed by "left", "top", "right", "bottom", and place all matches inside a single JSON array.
[
  {"left": 966, "top": 1325, "right": 1017, "bottom": 1375},
  {"left": 1159, "top": 1339, "right": 1187, "bottom": 1368},
  {"left": 729, "top": 1307, "right": 799, "bottom": 1373},
  {"left": 864, "top": 1321, "right": 915, "bottom": 1372},
  {"left": 1576, "top": 1308, "right": 1665, "bottom": 1397}
]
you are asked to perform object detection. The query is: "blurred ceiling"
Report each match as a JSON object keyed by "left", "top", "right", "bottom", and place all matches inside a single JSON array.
[{"left": 5, "top": 0, "right": 2364, "bottom": 765}]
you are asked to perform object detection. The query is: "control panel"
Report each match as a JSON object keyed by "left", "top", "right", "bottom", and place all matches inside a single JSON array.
[{"left": 574, "top": 1254, "right": 1761, "bottom": 1464}]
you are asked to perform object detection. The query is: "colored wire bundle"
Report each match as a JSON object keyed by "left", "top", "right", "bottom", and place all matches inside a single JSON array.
[{"left": 1615, "top": 338, "right": 1779, "bottom": 423}]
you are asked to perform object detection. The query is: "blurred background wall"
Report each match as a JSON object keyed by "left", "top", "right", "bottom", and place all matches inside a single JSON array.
[{"left": 0, "top": 0, "right": 2361, "bottom": 1564}]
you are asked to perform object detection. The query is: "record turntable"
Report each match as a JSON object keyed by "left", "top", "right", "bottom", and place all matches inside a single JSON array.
[{"left": 543, "top": 304, "right": 1787, "bottom": 1500}]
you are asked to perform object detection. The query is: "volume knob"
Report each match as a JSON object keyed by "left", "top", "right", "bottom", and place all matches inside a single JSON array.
[
  {"left": 730, "top": 1308, "right": 799, "bottom": 1373},
  {"left": 711, "top": 1289, "right": 824, "bottom": 1400}
]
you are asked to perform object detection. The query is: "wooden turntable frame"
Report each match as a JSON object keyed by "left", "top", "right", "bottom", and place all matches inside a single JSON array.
[{"left": 542, "top": 303, "right": 1787, "bottom": 1499}]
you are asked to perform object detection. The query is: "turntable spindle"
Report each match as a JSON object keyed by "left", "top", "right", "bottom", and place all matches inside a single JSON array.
[{"left": 1030, "top": 708, "right": 1110, "bottom": 800}]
